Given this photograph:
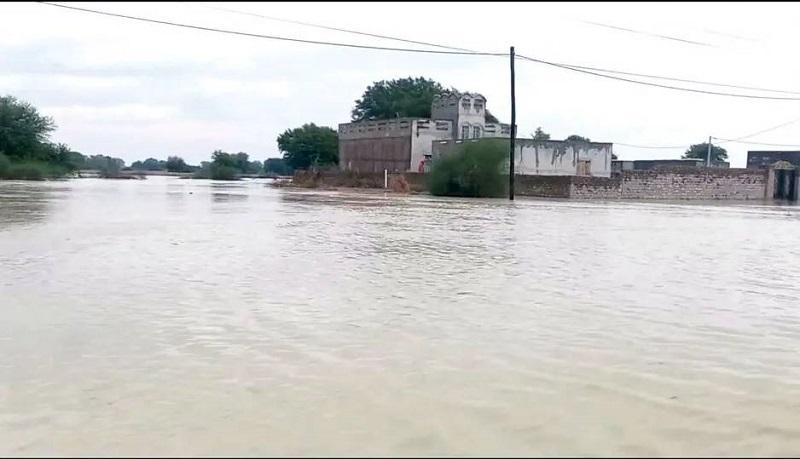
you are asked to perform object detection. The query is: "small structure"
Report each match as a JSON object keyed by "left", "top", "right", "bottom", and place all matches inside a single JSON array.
[
  {"left": 338, "top": 92, "right": 511, "bottom": 173},
  {"left": 747, "top": 151, "right": 800, "bottom": 169},
  {"left": 433, "top": 138, "right": 614, "bottom": 178},
  {"left": 765, "top": 160, "right": 799, "bottom": 200},
  {"left": 612, "top": 159, "right": 729, "bottom": 174}
]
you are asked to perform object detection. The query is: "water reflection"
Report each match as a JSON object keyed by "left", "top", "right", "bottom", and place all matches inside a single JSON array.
[
  {"left": 0, "top": 181, "right": 65, "bottom": 229},
  {"left": 2, "top": 177, "right": 800, "bottom": 456}
]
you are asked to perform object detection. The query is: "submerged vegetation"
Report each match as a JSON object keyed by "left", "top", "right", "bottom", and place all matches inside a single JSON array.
[{"left": 427, "top": 139, "right": 508, "bottom": 198}]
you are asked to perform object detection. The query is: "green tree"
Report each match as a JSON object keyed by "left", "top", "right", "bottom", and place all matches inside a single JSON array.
[
  {"left": 427, "top": 139, "right": 508, "bottom": 198},
  {"left": 351, "top": 77, "right": 504, "bottom": 123},
  {"left": 247, "top": 160, "right": 263, "bottom": 174},
  {"left": 0, "top": 95, "right": 55, "bottom": 160},
  {"left": 351, "top": 77, "right": 444, "bottom": 121},
  {"left": 566, "top": 134, "right": 591, "bottom": 142},
  {"left": 196, "top": 150, "right": 240, "bottom": 180},
  {"left": 233, "top": 152, "right": 251, "bottom": 173},
  {"left": 132, "top": 158, "right": 165, "bottom": 171},
  {"left": 277, "top": 123, "right": 338, "bottom": 170},
  {"left": 532, "top": 127, "right": 551, "bottom": 141},
  {"left": 166, "top": 156, "right": 188, "bottom": 172},
  {"left": 683, "top": 142, "right": 728, "bottom": 162},
  {"left": 86, "top": 155, "right": 125, "bottom": 177},
  {"left": 264, "top": 157, "right": 293, "bottom": 176}
]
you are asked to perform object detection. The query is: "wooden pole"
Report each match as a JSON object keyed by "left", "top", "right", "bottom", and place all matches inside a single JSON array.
[{"left": 509, "top": 46, "right": 516, "bottom": 200}]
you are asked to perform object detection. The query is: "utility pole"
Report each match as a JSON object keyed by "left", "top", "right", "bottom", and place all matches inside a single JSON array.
[
  {"left": 509, "top": 46, "right": 516, "bottom": 200},
  {"left": 706, "top": 135, "right": 713, "bottom": 167}
]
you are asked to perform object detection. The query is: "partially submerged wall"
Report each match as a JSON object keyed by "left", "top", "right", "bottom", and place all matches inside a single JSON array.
[
  {"left": 570, "top": 168, "right": 768, "bottom": 200},
  {"left": 620, "top": 168, "right": 767, "bottom": 200},
  {"left": 291, "top": 168, "right": 769, "bottom": 201}
]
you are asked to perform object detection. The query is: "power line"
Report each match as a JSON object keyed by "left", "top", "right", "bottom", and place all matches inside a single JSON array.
[
  {"left": 515, "top": 54, "right": 800, "bottom": 101},
  {"left": 583, "top": 20, "right": 715, "bottom": 48},
  {"left": 202, "top": 3, "right": 800, "bottom": 96},
  {"left": 36, "top": 2, "right": 506, "bottom": 57},
  {"left": 614, "top": 142, "right": 687, "bottom": 149},
  {"left": 715, "top": 116, "right": 800, "bottom": 144},
  {"left": 563, "top": 63, "right": 800, "bottom": 96},
  {"left": 41, "top": 2, "right": 800, "bottom": 100},
  {"left": 712, "top": 138, "right": 800, "bottom": 147},
  {"left": 193, "top": 3, "right": 477, "bottom": 53}
]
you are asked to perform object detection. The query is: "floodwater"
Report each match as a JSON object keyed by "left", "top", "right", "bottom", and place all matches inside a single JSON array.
[{"left": 2, "top": 176, "right": 800, "bottom": 457}]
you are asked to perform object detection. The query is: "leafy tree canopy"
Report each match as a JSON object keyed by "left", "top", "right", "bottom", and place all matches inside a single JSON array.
[
  {"left": 0, "top": 95, "right": 55, "bottom": 160},
  {"left": 683, "top": 142, "right": 728, "bottom": 162},
  {"left": 532, "top": 127, "right": 551, "bottom": 141},
  {"left": 351, "top": 77, "right": 503, "bottom": 123},
  {"left": 566, "top": 134, "right": 591, "bottom": 142},
  {"left": 277, "top": 123, "right": 338, "bottom": 170}
]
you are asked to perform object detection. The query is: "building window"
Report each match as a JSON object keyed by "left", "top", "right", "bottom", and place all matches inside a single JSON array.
[
  {"left": 473, "top": 102, "right": 483, "bottom": 111},
  {"left": 473, "top": 126, "right": 481, "bottom": 138},
  {"left": 461, "top": 99, "right": 471, "bottom": 110},
  {"left": 461, "top": 125, "right": 470, "bottom": 139}
]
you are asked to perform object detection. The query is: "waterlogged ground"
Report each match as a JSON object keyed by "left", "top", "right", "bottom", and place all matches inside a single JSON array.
[{"left": 2, "top": 176, "right": 800, "bottom": 456}]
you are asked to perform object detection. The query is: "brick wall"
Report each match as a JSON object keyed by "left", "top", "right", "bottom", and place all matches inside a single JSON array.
[
  {"left": 515, "top": 175, "right": 571, "bottom": 198},
  {"left": 570, "top": 176, "right": 622, "bottom": 199},
  {"left": 292, "top": 168, "right": 768, "bottom": 200},
  {"left": 620, "top": 168, "right": 767, "bottom": 200}
]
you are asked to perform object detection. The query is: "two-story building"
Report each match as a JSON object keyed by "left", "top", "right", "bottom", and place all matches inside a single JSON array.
[{"left": 338, "top": 92, "right": 510, "bottom": 173}]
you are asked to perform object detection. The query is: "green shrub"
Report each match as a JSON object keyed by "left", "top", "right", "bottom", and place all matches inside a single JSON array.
[
  {"left": 0, "top": 153, "right": 10, "bottom": 176},
  {"left": 1, "top": 160, "right": 66, "bottom": 180},
  {"left": 427, "top": 139, "right": 508, "bottom": 197},
  {"left": 210, "top": 164, "right": 238, "bottom": 181}
]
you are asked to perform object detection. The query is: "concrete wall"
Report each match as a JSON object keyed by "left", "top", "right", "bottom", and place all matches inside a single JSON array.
[
  {"left": 432, "top": 93, "right": 486, "bottom": 140},
  {"left": 516, "top": 140, "right": 613, "bottom": 178},
  {"left": 339, "top": 118, "right": 453, "bottom": 173},
  {"left": 339, "top": 119, "right": 414, "bottom": 173},
  {"left": 747, "top": 151, "right": 800, "bottom": 169},
  {"left": 410, "top": 120, "right": 453, "bottom": 172},
  {"left": 432, "top": 139, "right": 613, "bottom": 177}
]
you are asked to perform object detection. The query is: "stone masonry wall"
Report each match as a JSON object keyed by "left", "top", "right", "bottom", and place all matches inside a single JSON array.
[
  {"left": 292, "top": 168, "right": 768, "bottom": 200},
  {"left": 570, "top": 176, "right": 622, "bottom": 199},
  {"left": 515, "top": 175, "right": 571, "bottom": 198},
  {"left": 620, "top": 168, "right": 767, "bottom": 200}
]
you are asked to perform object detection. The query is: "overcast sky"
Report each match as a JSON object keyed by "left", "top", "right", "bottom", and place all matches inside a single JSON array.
[{"left": 3, "top": 1, "right": 800, "bottom": 167}]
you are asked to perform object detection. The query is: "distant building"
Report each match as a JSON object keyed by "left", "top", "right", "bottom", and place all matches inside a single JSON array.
[
  {"left": 434, "top": 138, "right": 614, "bottom": 178},
  {"left": 338, "top": 92, "right": 511, "bottom": 173},
  {"left": 612, "top": 159, "right": 729, "bottom": 174},
  {"left": 746, "top": 151, "right": 800, "bottom": 169}
]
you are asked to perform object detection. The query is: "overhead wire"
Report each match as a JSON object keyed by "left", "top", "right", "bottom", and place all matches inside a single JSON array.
[
  {"left": 198, "top": 2, "right": 800, "bottom": 96},
  {"left": 515, "top": 54, "right": 800, "bottom": 101},
  {"left": 35, "top": 2, "right": 506, "bottom": 57},
  {"left": 714, "top": 116, "right": 800, "bottom": 144},
  {"left": 192, "top": 3, "right": 477, "bottom": 53},
  {"left": 37, "top": 1, "right": 800, "bottom": 151}
]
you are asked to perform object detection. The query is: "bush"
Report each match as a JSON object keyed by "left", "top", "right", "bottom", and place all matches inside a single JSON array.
[
  {"left": 0, "top": 153, "right": 9, "bottom": 176},
  {"left": 210, "top": 164, "right": 238, "bottom": 181},
  {"left": 427, "top": 139, "right": 508, "bottom": 198},
  {"left": 0, "top": 160, "right": 66, "bottom": 180}
]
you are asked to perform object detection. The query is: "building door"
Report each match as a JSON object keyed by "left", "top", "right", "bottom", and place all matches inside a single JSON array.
[
  {"left": 577, "top": 160, "right": 591, "bottom": 176},
  {"left": 774, "top": 169, "right": 798, "bottom": 200}
]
